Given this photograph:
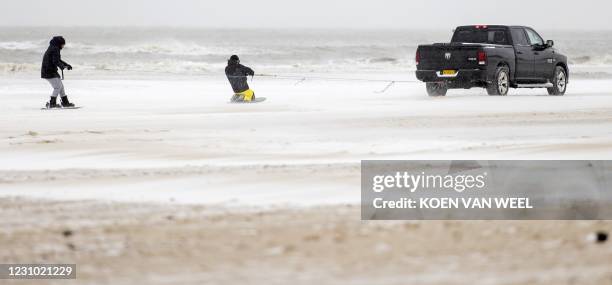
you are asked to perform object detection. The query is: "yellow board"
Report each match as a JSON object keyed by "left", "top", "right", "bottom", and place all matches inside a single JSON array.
[{"left": 236, "top": 89, "right": 255, "bottom": 102}]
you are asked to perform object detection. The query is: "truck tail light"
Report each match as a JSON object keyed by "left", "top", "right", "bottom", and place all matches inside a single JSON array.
[
  {"left": 477, "top": 51, "right": 487, "bottom": 65},
  {"left": 415, "top": 50, "right": 420, "bottom": 65},
  {"left": 475, "top": 25, "right": 488, "bottom": 29}
]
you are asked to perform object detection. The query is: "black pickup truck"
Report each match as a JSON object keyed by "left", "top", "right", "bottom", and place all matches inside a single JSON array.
[{"left": 415, "top": 25, "right": 568, "bottom": 96}]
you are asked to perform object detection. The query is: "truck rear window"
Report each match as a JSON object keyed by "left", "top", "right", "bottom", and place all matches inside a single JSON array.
[{"left": 452, "top": 28, "right": 509, "bottom": 45}]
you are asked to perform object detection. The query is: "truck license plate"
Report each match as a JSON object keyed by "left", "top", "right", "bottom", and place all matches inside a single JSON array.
[{"left": 442, "top": 70, "right": 457, "bottom": 75}]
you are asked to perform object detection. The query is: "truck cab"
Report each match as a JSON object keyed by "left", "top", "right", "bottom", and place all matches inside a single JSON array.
[{"left": 415, "top": 25, "right": 568, "bottom": 96}]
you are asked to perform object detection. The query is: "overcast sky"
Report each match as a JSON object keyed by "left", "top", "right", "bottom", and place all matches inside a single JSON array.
[{"left": 1, "top": 0, "right": 609, "bottom": 30}]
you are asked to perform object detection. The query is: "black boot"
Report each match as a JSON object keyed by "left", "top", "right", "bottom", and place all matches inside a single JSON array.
[
  {"left": 60, "top": 96, "right": 75, "bottom": 107},
  {"left": 47, "top": 97, "right": 59, "bottom": 108}
]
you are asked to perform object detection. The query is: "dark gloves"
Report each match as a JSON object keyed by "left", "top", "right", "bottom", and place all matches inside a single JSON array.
[{"left": 66, "top": 64, "right": 73, "bottom": 70}]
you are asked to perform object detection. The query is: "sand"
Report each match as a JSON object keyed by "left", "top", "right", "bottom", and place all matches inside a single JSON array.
[
  {"left": 1, "top": 198, "right": 611, "bottom": 284},
  {"left": 1, "top": 74, "right": 612, "bottom": 284}
]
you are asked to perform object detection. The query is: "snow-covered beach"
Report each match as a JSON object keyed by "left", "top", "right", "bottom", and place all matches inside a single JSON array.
[
  {"left": 2, "top": 75, "right": 612, "bottom": 205},
  {"left": 1, "top": 75, "right": 612, "bottom": 285}
]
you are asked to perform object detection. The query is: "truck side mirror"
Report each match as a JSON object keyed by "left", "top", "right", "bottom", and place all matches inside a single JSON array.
[{"left": 546, "top": 40, "right": 554, "bottom": 47}]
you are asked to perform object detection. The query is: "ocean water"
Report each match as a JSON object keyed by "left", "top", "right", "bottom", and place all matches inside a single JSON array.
[{"left": 1, "top": 27, "right": 611, "bottom": 77}]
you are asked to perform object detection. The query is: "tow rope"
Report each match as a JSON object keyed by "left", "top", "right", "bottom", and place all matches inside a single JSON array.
[
  {"left": 251, "top": 74, "right": 418, "bottom": 93},
  {"left": 92, "top": 68, "right": 419, "bottom": 93}
]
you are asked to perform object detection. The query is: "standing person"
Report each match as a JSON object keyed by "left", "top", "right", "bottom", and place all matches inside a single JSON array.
[
  {"left": 41, "top": 36, "right": 75, "bottom": 108},
  {"left": 225, "top": 55, "right": 256, "bottom": 102}
]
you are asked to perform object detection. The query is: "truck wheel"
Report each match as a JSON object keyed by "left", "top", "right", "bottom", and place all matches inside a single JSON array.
[
  {"left": 547, "top": 66, "right": 567, "bottom": 96},
  {"left": 487, "top": 66, "right": 510, "bottom": 96},
  {"left": 426, "top": 83, "right": 448, "bottom": 97}
]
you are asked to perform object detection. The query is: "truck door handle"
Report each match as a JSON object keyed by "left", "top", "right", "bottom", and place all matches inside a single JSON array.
[
  {"left": 517, "top": 51, "right": 523, "bottom": 54},
  {"left": 534, "top": 52, "right": 540, "bottom": 55}
]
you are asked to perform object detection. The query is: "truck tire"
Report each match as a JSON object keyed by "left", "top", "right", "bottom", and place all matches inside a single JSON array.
[
  {"left": 547, "top": 66, "right": 567, "bottom": 96},
  {"left": 426, "top": 82, "right": 448, "bottom": 97},
  {"left": 486, "top": 66, "right": 510, "bottom": 96}
]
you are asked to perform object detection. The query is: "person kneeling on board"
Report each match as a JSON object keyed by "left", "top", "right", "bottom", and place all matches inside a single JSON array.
[
  {"left": 225, "top": 55, "right": 256, "bottom": 102},
  {"left": 41, "top": 36, "right": 75, "bottom": 108}
]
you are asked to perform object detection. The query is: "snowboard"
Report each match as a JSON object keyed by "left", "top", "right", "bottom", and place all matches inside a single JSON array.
[
  {"left": 230, "top": 97, "right": 267, "bottom": 104},
  {"left": 41, "top": 106, "right": 83, "bottom": 110}
]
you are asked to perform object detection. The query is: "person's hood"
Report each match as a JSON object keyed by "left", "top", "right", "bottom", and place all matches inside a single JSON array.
[
  {"left": 228, "top": 55, "right": 240, "bottom": 65},
  {"left": 49, "top": 36, "right": 66, "bottom": 49}
]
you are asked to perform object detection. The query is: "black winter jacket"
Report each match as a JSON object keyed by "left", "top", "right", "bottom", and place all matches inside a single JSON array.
[
  {"left": 41, "top": 36, "right": 69, "bottom": 79},
  {"left": 225, "top": 59, "right": 255, "bottom": 93}
]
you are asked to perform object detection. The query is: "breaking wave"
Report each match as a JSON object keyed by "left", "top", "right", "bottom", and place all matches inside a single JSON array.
[
  {"left": 568, "top": 55, "right": 612, "bottom": 66},
  {"left": 0, "top": 63, "right": 39, "bottom": 73},
  {"left": 0, "top": 41, "right": 43, "bottom": 51}
]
